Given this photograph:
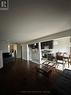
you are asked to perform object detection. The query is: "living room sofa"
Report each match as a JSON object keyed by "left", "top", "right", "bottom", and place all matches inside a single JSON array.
[{"left": 2, "top": 52, "right": 15, "bottom": 67}]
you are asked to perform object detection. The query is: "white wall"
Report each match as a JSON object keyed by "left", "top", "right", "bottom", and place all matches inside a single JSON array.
[
  {"left": 29, "top": 47, "right": 32, "bottom": 61},
  {"left": 17, "top": 44, "right": 21, "bottom": 58},
  {"left": 26, "top": 30, "right": 71, "bottom": 44},
  {"left": 0, "top": 50, "right": 3, "bottom": 69},
  {"left": 22, "top": 43, "right": 40, "bottom": 62},
  {"left": 29, "top": 47, "right": 40, "bottom": 63},
  {"left": 22, "top": 31, "right": 71, "bottom": 62},
  {"left": 1, "top": 31, "right": 70, "bottom": 61},
  {"left": 53, "top": 37, "right": 70, "bottom": 56},
  {"left": 22, "top": 44, "right": 27, "bottom": 60},
  {"left": 0, "top": 41, "right": 8, "bottom": 53}
]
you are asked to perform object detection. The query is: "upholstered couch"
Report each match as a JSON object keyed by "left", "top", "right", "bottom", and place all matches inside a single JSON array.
[{"left": 2, "top": 52, "right": 15, "bottom": 66}]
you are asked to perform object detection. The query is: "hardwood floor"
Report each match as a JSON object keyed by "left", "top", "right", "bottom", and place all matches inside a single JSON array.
[{"left": 0, "top": 59, "right": 62, "bottom": 95}]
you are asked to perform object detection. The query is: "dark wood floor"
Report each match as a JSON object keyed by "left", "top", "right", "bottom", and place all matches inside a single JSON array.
[{"left": 0, "top": 59, "right": 62, "bottom": 95}]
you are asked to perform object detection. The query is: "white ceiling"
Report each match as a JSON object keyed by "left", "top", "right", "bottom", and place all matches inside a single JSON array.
[{"left": 0, "top": 0, "right": 71, "bottom": 43}]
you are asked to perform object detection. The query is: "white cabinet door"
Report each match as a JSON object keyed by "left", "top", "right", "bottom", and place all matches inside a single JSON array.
[{"left": 0, "top": 50, "right": 3, "bottom": 69}]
